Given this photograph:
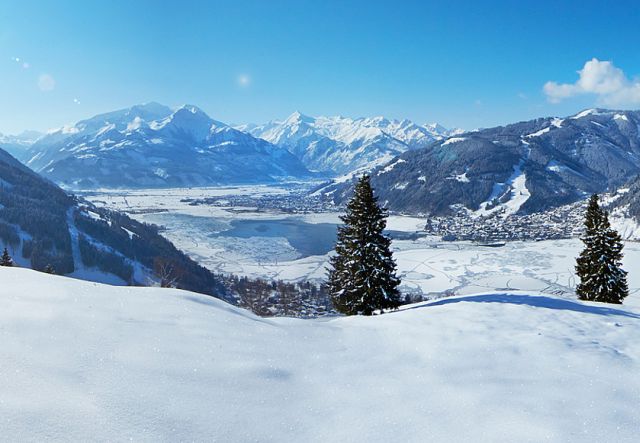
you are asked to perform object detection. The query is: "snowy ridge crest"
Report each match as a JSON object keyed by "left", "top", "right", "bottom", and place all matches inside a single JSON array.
[
  {"left": 21, "top": 103, "right": 314, "bottom": 188},
  {"left": 241, "top": 112, "right": 462, "bottom": 175}
]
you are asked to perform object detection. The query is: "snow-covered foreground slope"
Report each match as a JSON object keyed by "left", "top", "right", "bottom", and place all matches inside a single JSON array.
[{"left": 1, "top": 267, "right": 639, "bottom": 442}]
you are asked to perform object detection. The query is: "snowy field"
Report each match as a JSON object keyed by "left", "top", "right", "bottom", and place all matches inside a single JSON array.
[
  {"left": 84, "top": 186, "right": 640, "bottom": 298},
  {"left": 1, "top": 267, "right": 639, "bottom": 442}
]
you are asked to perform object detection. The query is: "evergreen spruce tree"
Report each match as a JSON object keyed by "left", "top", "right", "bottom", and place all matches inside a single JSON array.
[
  {"left": 327, "top": 175, "right": 401, "bottom": 315},
  {"left": 575, "top": 194, "right": 629, "bottom": 304},
  {"left": 0, "top": 247, "right": 13, "bottom": 267}
]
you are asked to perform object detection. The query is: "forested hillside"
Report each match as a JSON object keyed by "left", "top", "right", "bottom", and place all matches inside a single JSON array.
[
  {"left": 321, "top": 109, "right": 640, "bottom": 216},
  {"left": 0, "top": 147, "right": 330, "bottom": 314}
]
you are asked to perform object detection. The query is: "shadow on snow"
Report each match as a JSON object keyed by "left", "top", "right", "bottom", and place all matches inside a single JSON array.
[{"left": 417, "top": 293, "right": 640, "bottom": 319}]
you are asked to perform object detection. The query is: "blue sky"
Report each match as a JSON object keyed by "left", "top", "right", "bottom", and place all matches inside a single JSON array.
[{"left": 1, "top": 0, "right": 639, "bottom": 133}]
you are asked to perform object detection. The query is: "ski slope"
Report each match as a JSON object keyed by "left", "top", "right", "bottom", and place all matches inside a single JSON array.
[{"left": 1, "top": 267, "right": 639, "bottom": 441}]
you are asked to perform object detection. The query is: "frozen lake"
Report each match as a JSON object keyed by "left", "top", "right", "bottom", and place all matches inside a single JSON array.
[
  {"left": 141, "top": 211, "right": 419, "bottom": 260},
  {"left": 216, "top": 219, "right": 338, "bottom": 257},
  {"left": 139, "top": 210, "right": 339, "bottom": 263}
]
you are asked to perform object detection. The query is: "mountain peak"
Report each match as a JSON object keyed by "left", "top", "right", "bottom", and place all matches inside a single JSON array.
[
  {"left": 121, "top": 102, "right": 173, "bottom": 124},
  {"left": 424, "top": 122, "right": 447, "bottom": 132},
  {"left": 130, "top": 101, "right": 173, "bottom": 115},
  {"left": 150, "top": 105, "right": 215, "bottom": 141},
  {"left": 0, "top": 130, "right": 43, "bottom": 144},
  {"left": 174, "top": 104, "right": 211, "bottom": 117},
  {"left": 15, "top": 130, "right": 44, "bottom": 142},
  {"left": 284, "top": 111, "right": 314, "bottom": 125},
  {"left": 366, "top": 116, "right": 391, "bottom": 126}
]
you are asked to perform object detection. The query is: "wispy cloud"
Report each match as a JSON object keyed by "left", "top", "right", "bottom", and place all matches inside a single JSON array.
[{"left": 544, "top": 58, "right": 640, "bottom": 106}]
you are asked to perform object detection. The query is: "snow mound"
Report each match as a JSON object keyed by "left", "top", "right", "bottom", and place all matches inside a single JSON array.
[{"left": 1, "top": 267, "right": 639, "bottom": 441}]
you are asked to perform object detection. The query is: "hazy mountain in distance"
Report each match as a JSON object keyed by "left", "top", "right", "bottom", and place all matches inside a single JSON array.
[
  {"left": 240, "top": 112, "right": 462, "bottom": 175},
  {"left": 0, "top": 130, "right": 44, "bottom": 158}
]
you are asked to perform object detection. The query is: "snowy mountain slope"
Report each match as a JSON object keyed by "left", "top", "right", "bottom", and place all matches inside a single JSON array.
[
  {"left": 605, "top": 176, "right": 640, "bottom": 238},
  {"left": 322, "top": 108, "right": 640, "bottom": 216},
  {"left": 242, "top": 112, "right": 461, "bottom": 174},
  {"left": 0, "top": 145, "right": 232, "bottom": 301},
  {"left": 1, "top": 267, "right": 639, "bottom": 442},
  {"left": 424, "top": 122, "right": 464, "bottom": 138},
  {"left": 608, "top": 175, "right": 640, "bottom": 221},
  {"left": 23, "top": 103, "right": 314, "bottom": 188}
]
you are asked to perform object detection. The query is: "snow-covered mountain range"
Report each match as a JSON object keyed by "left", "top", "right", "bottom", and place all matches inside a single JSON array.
[
  {"left": 322, "top": 108, "right": 640, "bottom": 216},
  {"left": 0, "top": 130, "right": 43, "bottom": 159},
  {"left": 9, "top": 103, "right": 640, "bottom": 221},
  {"left": 20, "top": 103, "right": 314, "bottom": 188},
  {"left": 5, "top": 103, "right": 462, "bottom": 188},
  {"left": 239, "top": 112, "right": 462, "bottom": 174}
]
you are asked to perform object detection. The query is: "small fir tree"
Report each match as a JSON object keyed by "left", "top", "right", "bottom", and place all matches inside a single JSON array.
[
  {"left": 0, "top": 247, "right": 13, "bottom": 267},
  {"left": 575, "top": 194, "right": 629, "bottom": 304},
  {"left": 327, "top": 175, "right": 401, "bottom": 315}
]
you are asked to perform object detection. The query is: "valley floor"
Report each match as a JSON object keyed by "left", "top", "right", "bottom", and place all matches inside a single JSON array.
[
  {"left": 83, "top": 185, "right": 640, "bottom": 299},
  {"left": 1, "top": 267, "right": 639, "bottom": 442}
]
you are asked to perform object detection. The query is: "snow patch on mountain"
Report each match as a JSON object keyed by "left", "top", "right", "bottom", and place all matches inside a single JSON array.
[
  {"left": 380, "top": 158, "right": 406, "bottom": 174},
  {"left": 526, "top": 127, "right": 551, "bottom": 138},
  {"left": 571, "top": 108, "right": 602, "bottom": 119},
  {"left": 614, "top": 113, "right": 629, "bottom": 122},
  {"left": 525, "top": 118, "right": 566, "bottom": 138},
  {"left": 447, "top": 172, "right": 470, "bottom": 183},
  {"left": 442, "top": 137, "right": 467, "bottom": 146},
  {"left": 471, "top": 148, "right": 532, "bottom": 218}
]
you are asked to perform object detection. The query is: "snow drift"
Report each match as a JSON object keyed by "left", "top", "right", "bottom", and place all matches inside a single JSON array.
[{"left": 1, "top": 267, "right": 639, "bottom": 441}]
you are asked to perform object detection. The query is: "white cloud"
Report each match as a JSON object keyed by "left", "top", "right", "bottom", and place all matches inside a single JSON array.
[
  {"left": 544, "top": 58, "right": 640, "bottom": 106},
  {"left": 38, "top": 73, "right": 55, "bottom": 91}
]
